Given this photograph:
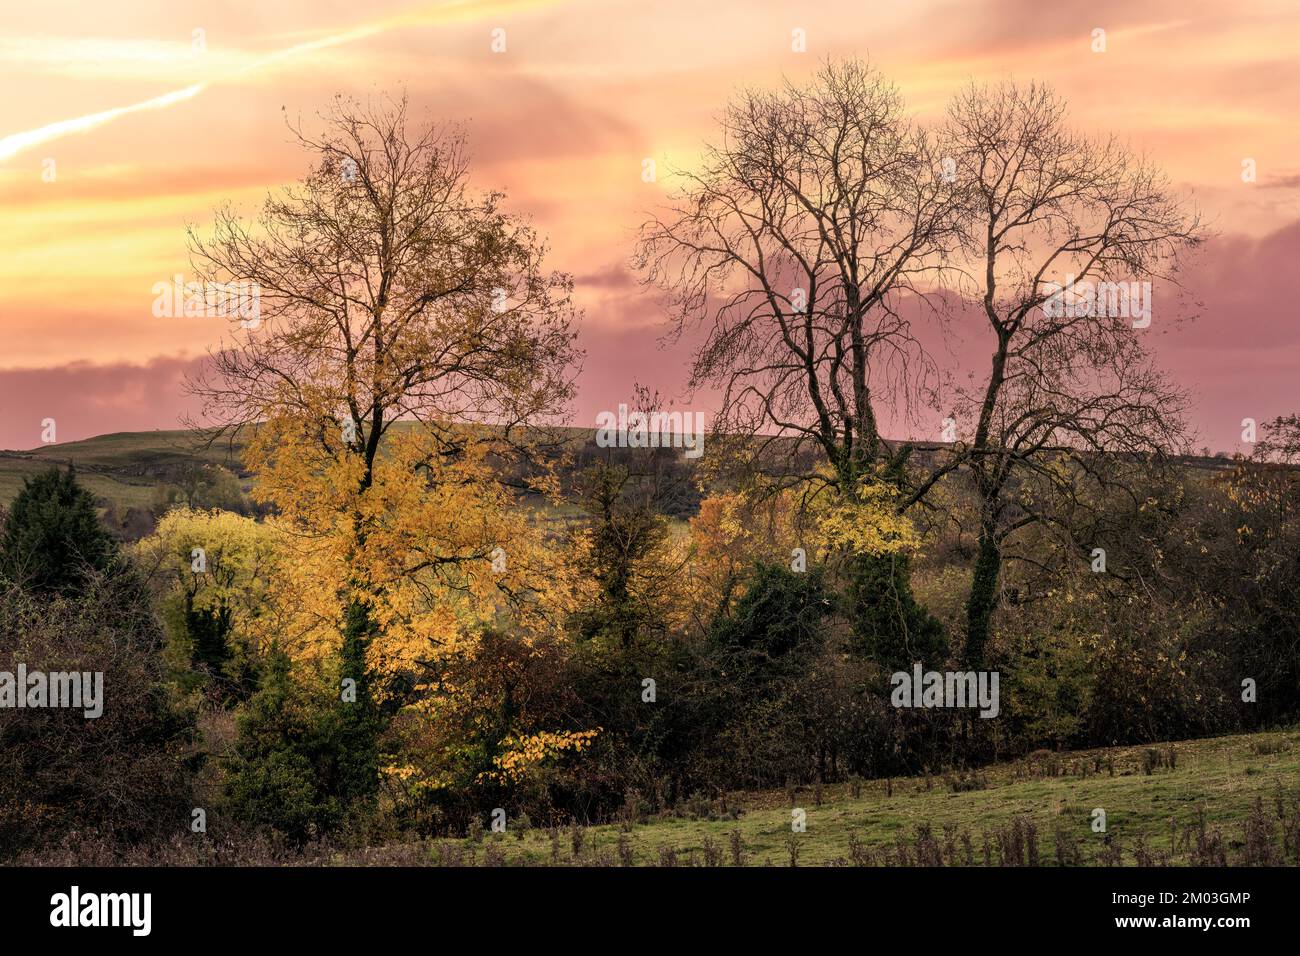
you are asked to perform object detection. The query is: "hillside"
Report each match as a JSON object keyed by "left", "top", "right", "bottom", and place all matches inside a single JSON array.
[
  {"left": 0, "top": 425, "right": 1245, "bottom": 520},
  {"left": 404, "top": 728, "right": 1299, "bottom": 867},
  {"left": 0, "top": 430, "right": 246, "bottom": 511}
]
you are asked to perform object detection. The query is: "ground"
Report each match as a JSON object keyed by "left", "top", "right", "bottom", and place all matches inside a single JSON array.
[
  {"left": 409, "top": 728, "right": 1299, "bottom": 866},
  {"left": 0, "top": 430, "right": 242, "bottom": 509}
]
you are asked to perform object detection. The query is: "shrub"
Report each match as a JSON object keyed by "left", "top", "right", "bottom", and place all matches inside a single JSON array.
[
  {"left": 223, "top": 650, "right": 342, "bottom": 843},
  {"left": 0, "top": 578, "right": 195, "bottom": 856},
  {"left": 0, "top": 467, "right": 120, "bottom": 596}
]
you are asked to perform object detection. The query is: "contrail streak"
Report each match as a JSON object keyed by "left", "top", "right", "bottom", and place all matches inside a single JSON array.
[
  {"left": 0, "top": 84, "right": 206, "bottom": 161},
  {"left": 0, "top": 0, "right": 551, "bottom": 163}
]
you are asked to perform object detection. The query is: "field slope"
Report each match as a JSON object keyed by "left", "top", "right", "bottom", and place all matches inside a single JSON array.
[
  {"left": 0, "top": 429, "right": 243, "bottom": 509},
  {"left": 420, "top": 729, "right": 1300, "bottom": 867}
]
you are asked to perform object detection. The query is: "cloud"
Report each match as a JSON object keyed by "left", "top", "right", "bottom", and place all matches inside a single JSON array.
[
  {"left": 0, "top": 355, "right": 208, "bottom": 450},
  {"left": 575, "top": 263, "right": 640, "bottom": 291},
  {"left": 1172, "top": 220, "right": 1300, "bottom": 350}
]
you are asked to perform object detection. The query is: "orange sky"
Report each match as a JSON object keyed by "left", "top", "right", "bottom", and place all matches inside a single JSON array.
[{"left": 1, "top": 0, "right": 1297, "bottom": 450}]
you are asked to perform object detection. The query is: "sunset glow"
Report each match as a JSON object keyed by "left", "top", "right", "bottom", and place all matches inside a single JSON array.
[{"left": 1, "top": 0, "right": 1297, "bottom": 449}]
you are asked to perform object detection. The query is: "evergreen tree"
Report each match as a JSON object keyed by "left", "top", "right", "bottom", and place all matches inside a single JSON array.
[
  {"left": 847, "top": 551, "right": 946, "bottom": 671},
  {"left": 187, "top": 600, "right": 234, "bottom": 673},
  {"left": 225, "top": 649, "right": 343, "bottom": 842},
  {"left": 0, "top": 467, "right": 119, "bottom": 595},
  {"left": 710, "top": 562, "right": 832, "bottom": 663}
]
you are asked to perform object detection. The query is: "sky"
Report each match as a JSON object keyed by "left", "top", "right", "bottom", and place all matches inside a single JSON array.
[{"left": 0, "top": 0, "right": 1297, "bottom": 452}]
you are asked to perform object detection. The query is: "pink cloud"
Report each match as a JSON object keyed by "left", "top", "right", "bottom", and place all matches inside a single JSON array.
[
  {"left": 0, "top": 355, "right": 207, "bottom": 450},
  {"left": 3, "top": 219, "right": 1297, "bottom": 458}
]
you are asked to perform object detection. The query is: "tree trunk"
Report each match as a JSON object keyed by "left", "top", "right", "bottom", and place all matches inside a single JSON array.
[
  {"left": 337, "top": 597, "right": 379, "bottom": 804},
  {"left": 964, "top": 520, "right": 1000, "bottom": 667}
]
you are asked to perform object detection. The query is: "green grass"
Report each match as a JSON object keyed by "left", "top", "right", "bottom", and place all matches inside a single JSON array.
[
  {"left": 12, "top": 429, "right": 239, "bottom": 468},
  {"left": 0, "top": 424, "right": 598, "bottom": 512},
  {"left": 0, "top": 429, "right": 245, "bottom": 510},
  {"left": 424, "top": 729, "right": 1300, "bottom": 866}
]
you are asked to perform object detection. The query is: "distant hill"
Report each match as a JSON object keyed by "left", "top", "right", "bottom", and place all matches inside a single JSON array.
[
  {"left": 0, "top": 425, "right": 1245, "bottom": 540},
  {"left": 0, "top": 430, "right": 248, "bottom": 510},
  {"left": 0, "top": 425, "right": 644, "bottom": 539}
]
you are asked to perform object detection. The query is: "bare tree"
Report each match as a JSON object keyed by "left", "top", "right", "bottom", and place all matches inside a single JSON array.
[
  {"left": 928, "top": 81, "right": 1202, "bottom": 664},
  {"left": 185, "top": 94, "right": 580, "bottom": 797},
  {"left": 636, "top": 59, "right": 959, "bottom": 664},
  {"left": 1254, "top": 414, "right": 1300, "bottom": 465},
  {"left": 188, "top": 95, "right": 578, "bottom": 465},
  {"left": 637, "top": 58, "right": 957, "bottom": 494}
]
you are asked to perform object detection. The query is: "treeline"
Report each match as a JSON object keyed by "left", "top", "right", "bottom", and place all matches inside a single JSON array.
[{"left": 1, "top": 444, "right": 1297, "bottom": 856}]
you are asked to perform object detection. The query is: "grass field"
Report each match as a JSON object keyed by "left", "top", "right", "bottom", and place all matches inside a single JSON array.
[
  {"left": 0, "top": 429, "right": 245, "bottom": 509},
  {"left": 408, "top": 728, "right": 1300, "bottom": 867},
  {"left": 0, "top": 425, "right": 597, "bottom": 512}
]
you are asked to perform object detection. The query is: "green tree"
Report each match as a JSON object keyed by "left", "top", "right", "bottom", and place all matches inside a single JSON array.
[
  {"left": 573, "top": 462, "right": 672, "bottom": 649},
  {"left": 847, "top": 551, "right": 945, "bottom": 670},
  {"left": 187, "top": 600, "right": 234, "bottom": 673},
  {"left": 224, "top": 649, "right": 342, "bottom": 842},
  {"left": 0, "top": 467, "right": 119, "bottom": 596},
  {"left": 152, "top": 463, "right": 247, "bottom": 514},
  {"left": 710, "top": 562, "right": 832, "bottom": 663}
]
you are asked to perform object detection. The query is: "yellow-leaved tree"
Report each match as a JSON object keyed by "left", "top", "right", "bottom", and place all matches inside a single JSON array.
[
  {"left": 185, "top": 95, "right": 581, "bottom": 802},
  {"left": 688, "top": 470, "right": 921, "bottom": 642},
  {"left": 134, "top": 506, "right": 282, "bottom": 696}
]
